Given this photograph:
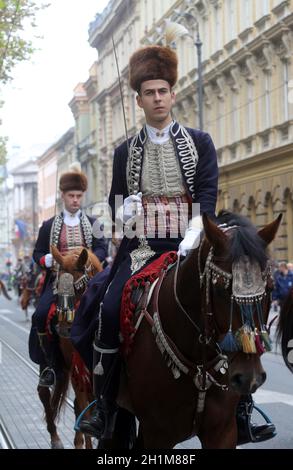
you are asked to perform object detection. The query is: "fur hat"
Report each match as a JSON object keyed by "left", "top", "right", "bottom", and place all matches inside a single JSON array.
[
  {"left": 59, "top": 162, "right": 88, "bottom": 193},
  {"left": 129, "top": 45, "right": 178, "bottom": 92}
]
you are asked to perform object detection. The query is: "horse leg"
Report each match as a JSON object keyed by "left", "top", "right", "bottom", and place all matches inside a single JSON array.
[
  {"left": 97, "top": 408, "right": 137, "bottom": 449},
  {"left": 200, "top": 424, "right": 237, "bottom": 449},
  {"left": 72, "top": 397, "right": 86, "bottom": 449},
  {"left": 37, "top": 385, "right": 64, "bottom": 449},
  {"left": 71, "top": 384, "right": 93, "bottom": 449}
]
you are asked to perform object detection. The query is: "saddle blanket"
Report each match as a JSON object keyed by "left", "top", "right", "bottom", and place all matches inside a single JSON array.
[{"left": 120, "top": 250, "right": 177, "bottom": 354}]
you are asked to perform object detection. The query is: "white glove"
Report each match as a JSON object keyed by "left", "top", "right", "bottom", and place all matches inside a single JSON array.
[
  {"left": 178, "top": 215, "right": 202, "bottom": 256},
  {"left": 44, "top": 253, "right": 53, "bottom": 268},
  {"left": 122, "top": 192, "right": 142, "bottom": 223}
]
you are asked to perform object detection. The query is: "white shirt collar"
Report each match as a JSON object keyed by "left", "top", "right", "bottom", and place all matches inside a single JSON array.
[
  {"left": 146, "top": 121, "right": 173, "bottom": 144},
  {"left": 63, "top": 208, "right": 81, "bottom": 226}
]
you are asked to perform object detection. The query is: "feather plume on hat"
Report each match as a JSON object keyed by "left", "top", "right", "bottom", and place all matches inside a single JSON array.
[
  {"left": 129, "top": 21, "right": 190, "bottom": 92},
  {"left": 163, "top": 20, "right": 191, "bottom": 45},
  {"left": 59, "top": 161, "right": 87, "bottom": 192}
]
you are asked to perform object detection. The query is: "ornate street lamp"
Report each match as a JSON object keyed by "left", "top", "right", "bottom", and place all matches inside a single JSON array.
[{"left": 169, "top": 11, "right": 204, "bottom": 130}]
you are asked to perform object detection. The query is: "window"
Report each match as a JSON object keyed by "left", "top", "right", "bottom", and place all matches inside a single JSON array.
[
  {"left": 227, "top": 0, "right": 236, "bottom": 41},
  {"left": 283, "top": 61, "right": 289, "bottom": 121},
  {"left": 257, "top": 0, "right": 270, "bottom": 18},
  {"left": 263, "top": 72, "right": 271, "bottom": 129},
  {"left": 241, "top": 0, "right": 252, "bottom": 31}
]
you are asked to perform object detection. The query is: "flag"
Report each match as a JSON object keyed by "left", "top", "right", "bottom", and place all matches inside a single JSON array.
[{"left": 15, "top": 220, "right": 27, "bottom": 239}]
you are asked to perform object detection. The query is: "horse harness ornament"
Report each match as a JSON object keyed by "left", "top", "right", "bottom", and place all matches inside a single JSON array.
[{"left": 134, "top": 224, "right": 273, "bottom": 420}]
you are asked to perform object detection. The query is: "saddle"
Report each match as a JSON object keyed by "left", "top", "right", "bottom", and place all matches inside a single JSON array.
[{"left": 120, "top": 251, "right": 177, "bottom": 354}]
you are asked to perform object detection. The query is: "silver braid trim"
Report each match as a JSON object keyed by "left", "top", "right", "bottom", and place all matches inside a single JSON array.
[
  {"left": 127, "top": 129, "right": 146, "bottom": 195},
  {"left": 171, "top": 124, "right": 199, "bottom": 200},
  {"left": 80, "top": 212, "right": 93, "bottom": 250}
]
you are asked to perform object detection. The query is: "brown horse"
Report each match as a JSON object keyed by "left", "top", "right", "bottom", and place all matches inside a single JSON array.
[
  {"left": 37, "top": 246, "right": 103, "bottom": 449},
  {"left": 277, "top": 286, "right": 293, "bottom": 373},
  {"left": 20, "top": 270, "right": 45, "bottom": 320},
  {"left": 114, "top": 211, "right": 281, "bottom": 449},
  {"left": 0, "top": 279, "right": 12, "bottom": 300}
]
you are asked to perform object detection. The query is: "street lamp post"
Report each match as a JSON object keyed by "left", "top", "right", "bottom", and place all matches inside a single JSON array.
[
  {"left": 171, "top": 11, "right": 204, "bottom": 130},
  {"left": 195, "top": 27, "right": 203, "bottom": 130}
]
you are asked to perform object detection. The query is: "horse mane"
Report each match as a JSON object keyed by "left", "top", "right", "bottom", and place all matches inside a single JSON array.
[{"left": 216, "top": 210, "right": 268, "bottom": 269}]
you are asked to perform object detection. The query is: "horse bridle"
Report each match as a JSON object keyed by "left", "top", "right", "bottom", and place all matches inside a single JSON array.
[{"left": 73, "top": 261, "right": 95, "bottom": 292}]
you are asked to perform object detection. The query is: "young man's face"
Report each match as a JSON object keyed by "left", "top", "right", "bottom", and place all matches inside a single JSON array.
[
  {"left": 136, "top": 79, "right": 175, "bottom": 128},
  {"left": 61, "top": 190, "right": 83, "bottom": 213}
]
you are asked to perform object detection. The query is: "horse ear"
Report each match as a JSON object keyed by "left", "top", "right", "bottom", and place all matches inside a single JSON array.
[
  {"left": 202, "top": 213, "right": 228, "bottom": 252},
  {"left": 76, "top": 248, "right": 88, "bottom": 270},
  {"left": 51, "top": 245, "right": 63, "bottom": 265},
  {"left": 257, "top": 214, "right": 282, "bottom": 245}
]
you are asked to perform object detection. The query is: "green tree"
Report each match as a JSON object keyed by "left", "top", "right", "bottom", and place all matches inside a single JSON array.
[{"left": 0, "top": 0, "right": 47, "bottom": 84}]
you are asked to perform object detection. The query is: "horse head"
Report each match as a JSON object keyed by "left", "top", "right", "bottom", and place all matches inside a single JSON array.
[
  {"left": 200, "top": 211, "right": 282, "bottom": 395},
  {"left": 51, "top": 245, "right": 103, "bottom": 296}
]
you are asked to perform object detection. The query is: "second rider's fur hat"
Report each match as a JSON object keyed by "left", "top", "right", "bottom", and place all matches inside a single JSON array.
[
  {"left": 129, "top": 45, "right": 178, "bottom": 92},
  {"left": 59, "top": 162, "right": 88, "bottom": 192}
]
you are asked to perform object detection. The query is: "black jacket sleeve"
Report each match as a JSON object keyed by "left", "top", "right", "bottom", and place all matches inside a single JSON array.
[
  {"left": 92, "top": 235, "right": 108, "bottom": 262},
  {"left": 193, "top": 131, "right": 218, "bottom": 218},
  {"left": 32, "top": 221, "right": 51, "bottom": 266},
  {"left": 108, "top": 142, "right": 129, "bottom": 222}
]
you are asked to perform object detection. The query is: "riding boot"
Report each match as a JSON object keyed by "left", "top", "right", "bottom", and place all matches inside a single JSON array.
[
  {"left": 79, "top": 340, "right": 120, "bottom": 439},
  {"left": 236, "top": 394, "right": 276, "bottom": 445},
  {"left": 37, "top": 333, "right": 56, "bottom": 387}
]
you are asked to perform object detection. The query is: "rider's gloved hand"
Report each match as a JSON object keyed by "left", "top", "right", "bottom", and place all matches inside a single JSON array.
[
  {"left": 122, "top": 192, "right": 142, "bottom": 223},
  {"left": 178, "top": 215, "right": 202, "bottom": 257},
  {"left": 44, "top": 253, "right": 53, "bottom": 268}
]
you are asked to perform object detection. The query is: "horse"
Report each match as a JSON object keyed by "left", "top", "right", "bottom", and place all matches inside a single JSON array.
[
  {"left": 20, "top": 268, "right": 45, "bottom": 320},
  {"left": 110, "top": 211, "right": 282, "bottom": 449},
  {"left": 276, "top": 286, "right": 293, "bottom": 373},
  {"left": 0, "top": 279, "right": 12, "bottom": 300},
  {"left": 37, "top": 246, "right": 103, "bottom": 449}
]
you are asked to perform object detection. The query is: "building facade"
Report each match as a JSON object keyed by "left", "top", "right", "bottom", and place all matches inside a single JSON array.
[
  {"left": 69, "top": 64, "right": 101, "bottom": 213},
  {"left": 38, "top": 128, "right": 74, "bottom": 223},
  {"left": 89, "top": 0, "right": 293, "bottom": 261},
  {"left": 10, "top": 160, "right": 38, "bottom": 259}
]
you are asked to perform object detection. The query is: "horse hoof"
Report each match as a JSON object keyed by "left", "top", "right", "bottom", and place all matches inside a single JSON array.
[{"left": 51, "top": 440, "right": 64, "bottom": 449}]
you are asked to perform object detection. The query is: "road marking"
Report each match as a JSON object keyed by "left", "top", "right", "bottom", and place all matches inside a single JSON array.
[
  {"left": 0, "top": 309, "right": 13, "bottom": 314},
  {"left": 0, "top": 314, "right": 30, "bottom": 334},
  {"left": 254, "top": 389, "right": 293, "bottom": 407}
]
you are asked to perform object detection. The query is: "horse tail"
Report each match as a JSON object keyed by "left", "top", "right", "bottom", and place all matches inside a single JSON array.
[
  {"left": 276, "top": 287, "right": 293, "bottom": 372},
  {"left": 0, "top": 280, "right": 12, "bottom": 300},
  {"left": 50, "top": 354, "right": 70, "bottom": 421}
]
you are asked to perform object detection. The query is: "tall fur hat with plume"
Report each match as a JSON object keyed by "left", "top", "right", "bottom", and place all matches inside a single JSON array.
[
  {"left": 129, "top": 21, "right": 189, "bottom": 92},
  {"left": 59, "top": 162, "right": 88, "bottom": 192},
  {"left": 129, "top": 45, "right": 178, "bottom": 92}
]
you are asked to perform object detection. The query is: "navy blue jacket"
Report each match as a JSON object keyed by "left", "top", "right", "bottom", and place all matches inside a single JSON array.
[
  {"left": 33, "top": 214, "right": 107, "bottom": 288},
  {"left": 109, "top": 122, "right": 218, "bottom": 221}
]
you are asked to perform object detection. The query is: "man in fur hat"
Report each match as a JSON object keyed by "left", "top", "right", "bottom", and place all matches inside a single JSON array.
[
  {"left": 79, "top": 46, "right": 275, "bottom": 445},
  {"left": 29, "top": 164, "right": 107, "bottom": 387}
]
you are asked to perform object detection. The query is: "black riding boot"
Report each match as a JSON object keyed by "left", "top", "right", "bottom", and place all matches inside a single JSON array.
[
  {"left": 38, "top": 333, "right": 56, "bottom": 387},
  {"left": 236, "top": 394, "right": 276, "bottom": 445},
  {"left": 79, "top": 340, "right": 120, "bottom": 439}
]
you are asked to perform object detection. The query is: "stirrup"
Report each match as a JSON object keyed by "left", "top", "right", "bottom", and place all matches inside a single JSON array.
[
  {"left": 74, "top": 400, "right": 97, "bottom": 432},
  {"left": 38, "top": 367, "right": 56, "bottom": 388},
  {"left": 250, "top": 404, "right": 277, "bottom": 443}
]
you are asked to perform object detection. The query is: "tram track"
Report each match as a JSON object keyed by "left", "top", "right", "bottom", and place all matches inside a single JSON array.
[
  {"left": 0, "top": 337, "right": 75, "bottom": 412},
  {"left": 0, "top": 414, "right": 16, "bottom": 449}
]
